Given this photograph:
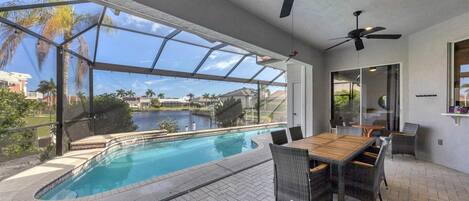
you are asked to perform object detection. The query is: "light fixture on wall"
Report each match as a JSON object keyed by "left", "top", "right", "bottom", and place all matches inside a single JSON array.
[{"left": 369, "top": 67, "right": 377, "bottom": 72}]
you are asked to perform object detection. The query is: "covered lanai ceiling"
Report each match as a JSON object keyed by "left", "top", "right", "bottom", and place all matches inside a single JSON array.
[{"left": 228, "top": 0, "right": 469, "bottom": 50}]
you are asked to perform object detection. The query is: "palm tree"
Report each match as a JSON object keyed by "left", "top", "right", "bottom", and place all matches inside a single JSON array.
[
  {"left": 157, "top": 93, "right": 165, "bottom": 99},
  {"left": 126, "top": 90, "right": 135, "bottom": 98},
  {"left": 187, "top": 93, "right": 194, "bottom": 107},
  {"left": 37, "top": 79, "right": 56, "bottom": 107},
  {"left": 145, "top": 89, "right": 155, "bottom": 98},
  {"left": 116, "top": 89, "right": 126, "bottom": 99},
  {"left": 202, "top": 93, "right": 210, "bottom": 106},
  {"left": 0, "top": 3, "right": 112, "bottom": 96},
  {"left": 37, "top": 79, "right": 56, "bottom": 120},
  {"left": 211, "top": 94, "right": 217, "bottom": 101}
]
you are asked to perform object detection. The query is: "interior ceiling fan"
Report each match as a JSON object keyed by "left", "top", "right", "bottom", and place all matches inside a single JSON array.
[{"left": 325, "top": 10, "right": 402, "bottom": 51}]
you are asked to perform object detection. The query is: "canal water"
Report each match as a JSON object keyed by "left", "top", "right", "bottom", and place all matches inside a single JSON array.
[{"left": 132, "top": 111, "right": 215, "bottom": 131}]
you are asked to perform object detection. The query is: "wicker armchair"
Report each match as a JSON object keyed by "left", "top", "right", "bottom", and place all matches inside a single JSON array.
[
  {"left": 356, "top": 137, "right": 391, "bottom": 189},
  {"left": 332, "top": 143, "right": 389, "bottom": 201},
  {"left": 336, "top": 126, "right": 363, "bottom": 136},
  {"left": 271, "top": 129, "right": 288, "bottom": 145},
  {"left": 391, "top": 123, "right": 419, "bottom": 159},
  {"left": 269, "top": 144, "right": 332, "bottom": 201},
  {"left": 289, "top": 126, "right": 304, "bottom": 141}
]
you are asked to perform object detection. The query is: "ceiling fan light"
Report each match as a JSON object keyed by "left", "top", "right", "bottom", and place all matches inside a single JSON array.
[{"left": 365, "top": 27, "right": 374, "bottom": 31}]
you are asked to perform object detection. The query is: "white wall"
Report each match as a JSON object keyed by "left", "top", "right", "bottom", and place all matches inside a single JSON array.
[
  {"left": 407, "top": 11, "right": 469, "bottom": 173},
  {"left": 325, "top": 11, "right": 469, "bottom": 174}
]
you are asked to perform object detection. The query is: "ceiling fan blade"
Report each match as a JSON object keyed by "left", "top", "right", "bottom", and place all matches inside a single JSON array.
[
  {"left": 360, "top": 26, "right": 386, "bottom": 36},
  {"left": 324, "top": 39, "right": 352, "bottom": 51},
  {"left": 365, "top": 34, "right": 402, "bottom": 39},
  {"left": 329, "top": 36, "right": 349, "bottom": 40},
  {"left": 279, "top": 0, "right": 294, "bottom": 18},
  {"left": 355, "top": 38, "right": 364, "bottom": 51}
]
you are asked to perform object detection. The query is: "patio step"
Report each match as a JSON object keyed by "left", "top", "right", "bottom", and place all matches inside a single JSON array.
[
  {"left": 70, "top": 142, "right": 107, "bottom": 151},
  {"left": 70, "top": 130, "right": 167, "bottom": 151}
]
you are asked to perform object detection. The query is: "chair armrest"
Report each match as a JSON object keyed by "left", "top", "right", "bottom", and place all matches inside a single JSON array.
[
  {"left": 310, "top": 163, "right": 329, "bottom": 173},
  {"left": 362, "top": 151, "right": 378, "bottom": 158},
  {"left": 350, "top": 160, "right": 374, "bottom": 168},
  {"left": 391, "top": 132, "right": 415, "bottom": 137}
]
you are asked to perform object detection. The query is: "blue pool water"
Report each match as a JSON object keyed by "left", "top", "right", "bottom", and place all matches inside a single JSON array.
[{"left": 40, "top": 127, "right": 282, "bottom": 200}]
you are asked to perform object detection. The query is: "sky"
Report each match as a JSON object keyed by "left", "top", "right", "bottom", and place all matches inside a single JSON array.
[{"left": 0, "top": 1, "right": 286, "bottom": 97}]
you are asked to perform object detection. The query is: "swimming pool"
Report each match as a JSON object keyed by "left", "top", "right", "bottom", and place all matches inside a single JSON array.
[{"left": 39, "top": 126, "right": 283, "bottom": 200}]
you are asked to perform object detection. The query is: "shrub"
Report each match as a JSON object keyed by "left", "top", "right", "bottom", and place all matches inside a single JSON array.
[
  {"left": 215, "top": 97, "right": 244, "bottom": 127},
  {"left": 0, "top": 89, "right": 39, "bottom": 157},
  {"left": 159, "top": 119, "right": 177, "bottom": 133},
  {"left": 93, "top": 93, "right": 137, "bottom": 134},
  {"left": 39, "top": 144, "right": 55, "bottom": 162}
]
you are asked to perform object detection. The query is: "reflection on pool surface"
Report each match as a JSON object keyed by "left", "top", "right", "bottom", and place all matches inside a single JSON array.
[{"left": 40, "top": 127, "right": 283, "bottom": 200}]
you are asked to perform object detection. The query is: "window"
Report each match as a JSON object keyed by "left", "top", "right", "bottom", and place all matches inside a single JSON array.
[{"left": 452, "top": 39, "right": 469, "bottom": 107}]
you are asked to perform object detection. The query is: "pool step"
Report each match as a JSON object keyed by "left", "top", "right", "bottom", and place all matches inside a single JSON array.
[
  {"left": 70, "top": 130, "right": 167, "bottom": 151},
  {"left": 70, "top": 142, "right": 107, "bottom": 151}
]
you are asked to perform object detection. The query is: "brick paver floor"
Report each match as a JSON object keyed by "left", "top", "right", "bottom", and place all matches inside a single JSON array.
[{"left": 172, "top": 156, "right": 469, "bottom": 201}]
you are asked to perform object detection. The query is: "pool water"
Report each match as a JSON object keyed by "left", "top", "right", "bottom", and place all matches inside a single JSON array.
[{"left": 40, "top": 127, "right": 282, "bottom": 200}]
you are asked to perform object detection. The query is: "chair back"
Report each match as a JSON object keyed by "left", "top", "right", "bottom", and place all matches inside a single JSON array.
[
  {"left": 402, "top": 123, "right": 419, "bottom": 135},
  {"left": 336, "top": 126, "right": 363, "bottom": 136},
  {"left": 269, "top": 144, "right": 311, "bottom": 201},
  {"left": 329, "top": 119, "right": 344, "bottom": 128},
  {"left": 374, "top": 141, "right": 389, "bottom": 168},
  {"left": 271, "top": 129, "right": 288, "bottom": 145},
  {"left": 289, "top": 126, "right": 304, "bottom": 141}
]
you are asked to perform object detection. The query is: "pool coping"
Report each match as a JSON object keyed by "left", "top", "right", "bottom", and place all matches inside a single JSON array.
[{"left": 0, "top": 123, "right": 283, "bottom": 201}]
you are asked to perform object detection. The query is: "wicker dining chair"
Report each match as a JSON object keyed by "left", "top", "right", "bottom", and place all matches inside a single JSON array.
[
  {"left": 269, "top": 144, "right": 332, "bottom": 201},
  {"left": 355, "top": 137, "right": 391, "bottom": 189},
  {"left": 289, "top": 126, "right": 304, "bottom": 141},
  {"left": 332, "top": 142, "right": 389, "bottom": 201},
  {"left": 391, "top": 123, "right": 419, "bottom": 159},
  {"left": 271, "top": 129, "right": 288, "bottom": 145},
  {"left": 336, "top": 126, "right": 363, "bottom": 136}
]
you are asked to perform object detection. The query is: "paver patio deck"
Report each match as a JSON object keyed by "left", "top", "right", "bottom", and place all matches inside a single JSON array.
[{"left": 172, "top": 156, "right": 469, "bottom": 201}]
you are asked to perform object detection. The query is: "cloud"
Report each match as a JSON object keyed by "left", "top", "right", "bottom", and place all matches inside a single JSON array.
[
  {"left": 144, "top": 78, "right": 169, "bottom": 85},
  {"left": 204, "top": 55, "right": 240, "bottom": 70},
  {"left": 123, "top": 15, "right": 167, "bottom": 33},
  {"left": 151, "top": 24, "right": 163, "bottom": 32},
  {"left": 139, "top": 59, "right": 153, "bottom": 64}
]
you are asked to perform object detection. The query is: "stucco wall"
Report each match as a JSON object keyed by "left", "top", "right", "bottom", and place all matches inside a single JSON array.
[{"left": 325, "top": 11, "right": 469, "bottom": 174}]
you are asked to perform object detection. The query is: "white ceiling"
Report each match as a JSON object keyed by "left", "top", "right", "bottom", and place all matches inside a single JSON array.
[{"left": 227, "top": 0, "right": 469, "bottom": 50}]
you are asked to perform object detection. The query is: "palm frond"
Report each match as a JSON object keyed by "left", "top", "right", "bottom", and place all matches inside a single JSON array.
[
  {"left": 74, "top": 35, "right": 89, "bottom": 90},
  {"left": 36, "top": 5, "right": 73, "bottom": 68},
  {"left": 0, "top": 7, "right": 41, "bottom": 69},
  {"left": 0, "top": 27, "right": 25, "bottom": 69}
]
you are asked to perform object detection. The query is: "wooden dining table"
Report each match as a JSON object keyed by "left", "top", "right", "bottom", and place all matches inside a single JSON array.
[
  {"left": 285, "top": 133, "right": 375, "bottom": 201},
  {"left": 352, "top": 124, "right": 385, "bottom": 137}
]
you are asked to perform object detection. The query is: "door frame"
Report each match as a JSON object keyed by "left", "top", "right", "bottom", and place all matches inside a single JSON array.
[{"left": 328, "top": 62, "right": 404, "bottom": 129}]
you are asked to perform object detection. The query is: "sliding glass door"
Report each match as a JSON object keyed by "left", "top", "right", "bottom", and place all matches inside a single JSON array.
[
  {"left": 331, "top": 69, "right": 361, "bottom": 126},
  {"left": 331, "top": 64, "right": 400, "bottom": 131}
]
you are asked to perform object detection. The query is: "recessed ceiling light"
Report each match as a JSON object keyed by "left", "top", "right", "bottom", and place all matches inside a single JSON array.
[
  {"left": 365, "top": 27, "right": 373, "bottom": 31},
  {"left": 369, "top": 67, "right": 377, "bottom": 72}
]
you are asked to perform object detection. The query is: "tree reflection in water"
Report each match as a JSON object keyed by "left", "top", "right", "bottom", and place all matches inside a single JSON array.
[{"left": 213, "top": 133, "right": 247, "bottom": 157}]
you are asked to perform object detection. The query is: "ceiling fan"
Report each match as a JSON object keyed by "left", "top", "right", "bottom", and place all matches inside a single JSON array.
[
  {"left": 280, "top": 0, "right": 294, "bottom": 18},
  {"left": 325, "top": 10, "right": 402, "bottom": 51}
]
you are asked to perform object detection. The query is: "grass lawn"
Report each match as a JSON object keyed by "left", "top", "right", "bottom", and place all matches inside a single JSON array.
[{"left": 25, "top": 115, "right": 55, "bottom": 138}]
